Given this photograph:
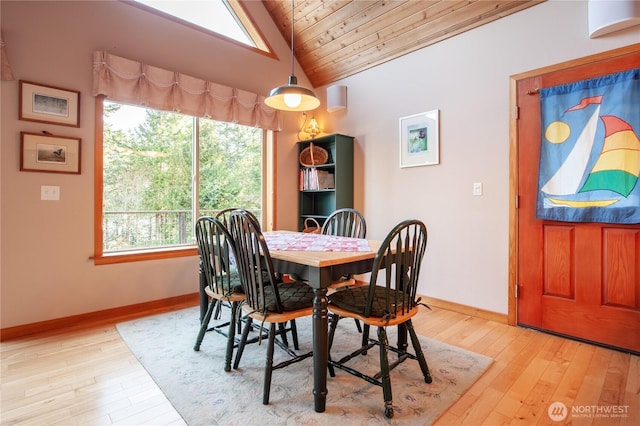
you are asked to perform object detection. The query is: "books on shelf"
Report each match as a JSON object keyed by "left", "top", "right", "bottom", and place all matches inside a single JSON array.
[{"left": 300, "top": 168, "right": 335, "bottom": 190}]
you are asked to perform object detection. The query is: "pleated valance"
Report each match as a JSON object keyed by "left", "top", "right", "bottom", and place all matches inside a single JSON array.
[
  {"left": 92, "top": 51, "right": 281, "bottom": 130},
  {"left": 1, "top": 31, "right": 14, "bottom": 81}
]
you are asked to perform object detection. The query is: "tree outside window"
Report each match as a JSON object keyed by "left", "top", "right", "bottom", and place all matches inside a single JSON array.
[{"left": 101, "top": 100, "right": 262, "bottom": 254}]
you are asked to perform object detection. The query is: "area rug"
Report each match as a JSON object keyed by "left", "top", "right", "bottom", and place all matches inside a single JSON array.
[{"left": 117, "top": 307, "right": 493, "bottom": 426}]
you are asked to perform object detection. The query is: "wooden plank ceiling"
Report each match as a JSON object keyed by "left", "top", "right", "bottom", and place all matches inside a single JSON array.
[{"left": 262, "top": 0, "right": 545, "bottom": 87}]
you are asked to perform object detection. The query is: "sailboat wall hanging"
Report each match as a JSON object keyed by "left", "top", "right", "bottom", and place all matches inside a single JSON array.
[{"left": 536, "top": 67, "right": 640, "bottom": 224}]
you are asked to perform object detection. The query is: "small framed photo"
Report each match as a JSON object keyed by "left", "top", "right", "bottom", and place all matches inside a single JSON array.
[
  {"left": 20, "top": 132, "right": 81, "bottom": 174},
  {"left": 19, "top": 80, "right": 80, "bottom": 127},
  {"left": 399, "top": 109, "right": 439, "bottom": 168}
]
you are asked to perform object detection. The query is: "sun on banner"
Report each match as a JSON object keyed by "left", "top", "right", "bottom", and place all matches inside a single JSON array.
[{"left": 537, "top": 68, "right": 640, "bottom": 224}]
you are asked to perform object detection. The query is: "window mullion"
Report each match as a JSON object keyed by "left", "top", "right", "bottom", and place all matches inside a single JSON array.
[{"left": 193, "top": 117, "right": 200, "bottom": 238}]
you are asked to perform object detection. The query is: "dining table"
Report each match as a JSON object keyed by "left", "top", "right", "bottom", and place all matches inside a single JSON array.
[{"left": 262, "top": 231, "right": 380, "bottom": 413}]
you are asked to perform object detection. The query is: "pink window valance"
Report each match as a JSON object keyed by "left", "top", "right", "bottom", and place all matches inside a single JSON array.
[
  {"left": 91, "top": 51, "right": 281, "bottom": 131},
  {"left": 1, "top": 31, "right": 14, "bottom": 81}
]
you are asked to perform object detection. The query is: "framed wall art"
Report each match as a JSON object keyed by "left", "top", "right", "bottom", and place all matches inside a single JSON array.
[
  {"left": 19, "top": 80, "right": 80, "bottom": 127},
  {"left": 399, "top": 109, "right": 439, "bottom": 168},
  {"left": 20, "top": 132, "right": 81, "bottom": 174}
]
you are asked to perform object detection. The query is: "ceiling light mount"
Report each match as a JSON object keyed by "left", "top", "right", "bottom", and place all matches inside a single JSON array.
[{"left": 264, "top": 0, "right": 320, "bottom": 112}]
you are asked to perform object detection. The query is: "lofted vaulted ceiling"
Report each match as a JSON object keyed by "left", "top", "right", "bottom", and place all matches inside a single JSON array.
[{"left": 262, "top": 0, "right": 545, "bottom": 87}]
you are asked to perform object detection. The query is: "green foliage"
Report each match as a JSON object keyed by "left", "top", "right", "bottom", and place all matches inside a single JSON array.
[
  {"left": 199, "top": 119, "right": 262, "bottom": 210},
  {"left": 103, "top": 101, "right": 262, "bottom": 249}
]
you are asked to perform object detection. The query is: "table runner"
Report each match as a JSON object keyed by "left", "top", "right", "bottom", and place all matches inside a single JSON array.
[{"left": 264, "top": 232, "right": 371, "bottom": 252}]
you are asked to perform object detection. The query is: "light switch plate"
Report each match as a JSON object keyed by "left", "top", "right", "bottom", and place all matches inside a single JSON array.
[
  {"left": 41, "top": 185, "right": 60, "bottom": 200},
  {"left": 473, "top": 182, "right": 483, "bottom": 196}
]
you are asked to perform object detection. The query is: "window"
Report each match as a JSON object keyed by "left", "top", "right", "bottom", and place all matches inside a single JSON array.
[
  {"left": 95, "top": 99, "right": 264, "bottom": 264},
  {"left": 128, "top": 0, "right": 271, "bottom": 53}
]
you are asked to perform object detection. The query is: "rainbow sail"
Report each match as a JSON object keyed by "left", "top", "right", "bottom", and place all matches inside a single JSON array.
[{"left": 579, "top": 116, "right": 640, "bottom": 197}]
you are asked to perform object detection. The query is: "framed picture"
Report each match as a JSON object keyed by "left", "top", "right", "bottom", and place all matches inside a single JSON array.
[
  {"left": 19, "top": 80, "right": 80, "bottom": 127},
  {"left": 20, "top": 132, "right": 81, "bottom": 174},
  {"left": 399, "top": 109, "right": 439, "bottom": 168}
]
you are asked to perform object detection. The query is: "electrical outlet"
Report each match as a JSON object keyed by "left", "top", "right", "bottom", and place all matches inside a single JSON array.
[
  {"left": 473, "top": 182, "right": 483, "bottom": 196},
  {"left": 41, "top": 185, "right": 60, "bottom": 201}
]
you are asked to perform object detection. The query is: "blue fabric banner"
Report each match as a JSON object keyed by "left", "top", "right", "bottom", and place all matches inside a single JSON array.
[{"left": 536, "top": 68, "right": 640, "bottom": 224}]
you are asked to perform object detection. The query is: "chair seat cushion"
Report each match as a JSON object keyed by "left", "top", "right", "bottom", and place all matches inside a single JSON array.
[
  {"left": 264, "top": 282, "right": 314, "bottom": 312},
  {"left": 209, "top": 271, "right": 244, "bottom": 294},
  {"left": 328, "top": 285, "right": 412, "bottom": 318},
  {"left": 228, "top": 273, "right": 244, "bottom": 294},
  {"left": 217, "top": 270, "right": 276, "bottom": 294}
]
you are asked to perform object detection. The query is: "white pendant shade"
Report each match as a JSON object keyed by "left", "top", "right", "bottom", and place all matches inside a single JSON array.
[{"left": 264, "top": 76, "right": 320, "bottom": 112}]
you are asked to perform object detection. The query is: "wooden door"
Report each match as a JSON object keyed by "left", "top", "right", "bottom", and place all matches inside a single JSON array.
[{"left": 516, "top": 49, "right": 640, "bottom": 354}]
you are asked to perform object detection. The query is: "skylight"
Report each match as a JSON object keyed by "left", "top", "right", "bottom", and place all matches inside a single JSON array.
[{"left": 131, "top": 0, "right": 266, "bottom": 50}]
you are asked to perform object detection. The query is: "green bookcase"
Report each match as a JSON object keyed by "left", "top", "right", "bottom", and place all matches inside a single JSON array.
[{"left": 298, "top": 134, "right": 354, "bottom": 231}]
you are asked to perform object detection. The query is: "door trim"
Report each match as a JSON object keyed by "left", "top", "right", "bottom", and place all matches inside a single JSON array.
[{"left": 508, "top": 42, "right": 640, "bottom": 326}]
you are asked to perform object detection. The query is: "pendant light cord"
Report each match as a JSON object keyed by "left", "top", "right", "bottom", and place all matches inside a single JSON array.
[{"left": 290, "top": 0, "right": 295, "bottom": 77}]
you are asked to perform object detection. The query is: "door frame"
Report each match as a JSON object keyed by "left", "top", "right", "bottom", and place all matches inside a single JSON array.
[{"left": 507, "top": 43, "right": 640, "bottom": 326}]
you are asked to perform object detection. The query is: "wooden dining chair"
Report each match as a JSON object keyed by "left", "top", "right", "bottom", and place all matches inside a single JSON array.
[
  {"left": 227, "top": 209, "right": 315, "bottom": 405},
  {"left": 215, "top": 208, "right": 259, "bottom": 229},
  {"left": 326, "top": 219, "right": 432, "bottom": 418},
  {"left": 321, "top": 208, "right": 368, "bottom": 332},
  {"left": 217, "top": 207, "right": 291, "bottom": 290},
  {"left": 321, "top": 208, "right": 367, "bottom": 290},
  {"left": 321, "top": 207, "right": 366, "bottom": 239},
  {"left": 193, "top": 216, "right": 245, "bottom": 372}
]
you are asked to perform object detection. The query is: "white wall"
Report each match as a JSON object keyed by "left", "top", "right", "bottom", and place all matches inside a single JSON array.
[
  {"left": 310, "top": 0, "right": 639, "bottom": 314},
  {"left": 1, "top": 0, "right": 638, "bottom": 328}
]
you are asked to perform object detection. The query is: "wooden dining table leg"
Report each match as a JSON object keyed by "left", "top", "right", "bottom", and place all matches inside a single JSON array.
[{"left": 312, "top": 287, "right": 329, "bottom": 412}]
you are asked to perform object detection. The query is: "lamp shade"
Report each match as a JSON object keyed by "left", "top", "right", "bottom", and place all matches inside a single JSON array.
[
  {"left": 304, "top": 117, "right": 321, "bottom": 138},
  {"left": 264, "top": 76, "right": 320, "bottom": 112}
]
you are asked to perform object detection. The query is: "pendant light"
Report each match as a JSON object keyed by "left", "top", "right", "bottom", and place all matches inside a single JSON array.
[{"left": 264, "top": 0, "right": 320, "bottom": 112}]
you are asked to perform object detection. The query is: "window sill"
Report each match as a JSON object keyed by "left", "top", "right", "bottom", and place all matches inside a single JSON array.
[{"left": 93, "top": 246, "right": 198, "bottom": 265}]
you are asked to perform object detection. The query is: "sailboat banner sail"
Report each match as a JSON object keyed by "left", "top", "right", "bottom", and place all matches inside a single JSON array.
[{"left": 536, "top": 68, "right": 640, "bottom": 224}]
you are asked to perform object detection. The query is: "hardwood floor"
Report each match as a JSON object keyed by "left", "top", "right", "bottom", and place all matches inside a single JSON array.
[{"left": 1, "top": 303, "right": 638, "bottom": 425}]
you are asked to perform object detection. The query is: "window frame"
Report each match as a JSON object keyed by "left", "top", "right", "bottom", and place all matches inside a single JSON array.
[
  {"left": 123, "top": 0, "right": 276, "bottom": 59},
  {"left": 93, "top": 96, "right": 271, "bottom": 265}
]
